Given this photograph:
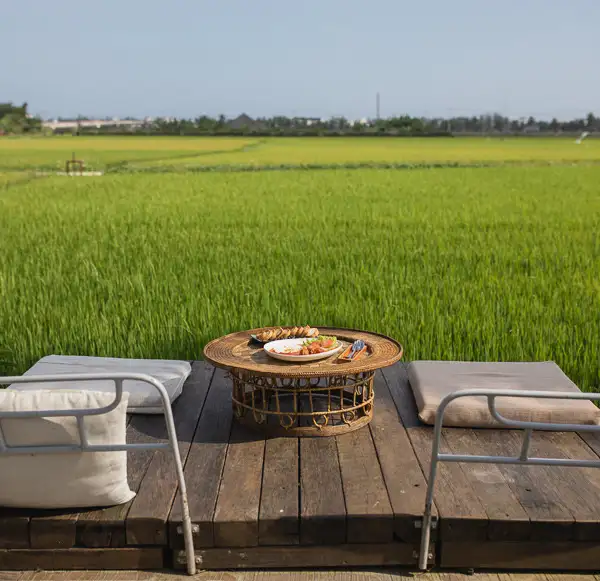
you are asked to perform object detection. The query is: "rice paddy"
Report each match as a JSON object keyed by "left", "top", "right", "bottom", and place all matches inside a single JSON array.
[
  {"left": 154, "top": 136, "right": 600, "bottom": 168},
  {"left": 0, "top": 141, "right": 598, "bottom": 392},
  {"left": 0, "top": 135, "right": 256, "bottom": 171},
  {"left": 2, "top": 135, "right": 600, "bottom": 172}
]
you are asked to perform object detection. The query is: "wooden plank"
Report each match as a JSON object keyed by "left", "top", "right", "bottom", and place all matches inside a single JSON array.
[
  {"left": 443, "top": 576, "right": 500, "bottom": 581},
  {"left": 0, "top": 573, "right": 24, "bottom": 581},
  {"left": 528, "top": 431, "right": 600, "bottom": 541},
  {"left": 73, "top": 415, "right": 152, "bottom": 548},
  {"left": 19, "top": 572, "right": 245, "bottom": 581},
  {"left": 369, "top": 370, "right": 436, "bottom": 542},
  {"left": 258, "top": 437, "right": 299, "bottom": 546},
  {"left": 0, "top": 548, "right": 163, "bottom": 571},
  {"left": 175, "top": 542, "right": 431, "bottom": 569},
  {"left": 579, "top": 431, "right": 600, "bottom": 459},
  {"left": 443, "top": 428, "right": 531, "bottom": 541},
  {"left": 498, "top": 575, "right": 546, "bottom": 581},
  {"left": 380, "top": 363, "right": 421, "bottom": 429},
  {"left": 125, "top": 361, "right": 213, "bottom": 546},
  {"left": 382, "top": 364, "right": 488, "bottom": 540},
  {"left": 243, "top": 573, "right": 397, "bottom": 581},
  {"left": 543, "top": 576, "right": 592, "bottom": 581},
  {"left": 19, "top": 573, "right": 157, "bottom": 581},
  {"left": 29, "top": 509, "right": 80, "bottom": 550},
  {"left": 0, "top": 510, "right": 31, "bottom": 549},
  {"left": 442, "top": 541, "right": 600, "bottom": 570},
  {"left": 336, "top": 426, "right": 393, "bottom": 543},
  {"left": 168, "top": 368, "right": 233, "bottom": 548},
  {"left": 213, "top": 421, "right": 265, "bottom": 547},
  {"left": 299, "top": 437, "right": 346, "bottom": 545},
  {"left": 474, "top": 430, "right": 575, "bottom": 541},
  {"left": 75, "top": 416, "right": 158, "bottom": 548}
]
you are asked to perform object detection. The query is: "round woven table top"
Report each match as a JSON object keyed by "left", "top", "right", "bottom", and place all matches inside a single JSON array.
[{"left": 203, "top": 327, "right": 403, "bottom": 378}]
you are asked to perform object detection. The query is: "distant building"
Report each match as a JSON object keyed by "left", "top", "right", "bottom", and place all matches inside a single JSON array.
[
  {"left": 42, "top": 118, "right": 145, "bottom": 132},
  {"left": 292, "top": 117, "right": 321, "bottom": 127},
  {"left": 226, "top": 114, "right": 267, "bottom": 131}
]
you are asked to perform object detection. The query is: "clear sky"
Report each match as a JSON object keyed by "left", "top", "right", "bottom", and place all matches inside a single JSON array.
[{"left": 3, "top": 0, "right": 599, "bottom": 121}]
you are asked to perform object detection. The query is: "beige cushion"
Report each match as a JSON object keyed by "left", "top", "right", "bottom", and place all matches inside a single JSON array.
[
  {"left": 13, "top": 355, "right": 191, "bottom": 414},
  {"left": 0, "top": 390, "right": 135, "bottom": 508},
  {"left": 408, "top": 361, "right": 600, "bottom": 428}
]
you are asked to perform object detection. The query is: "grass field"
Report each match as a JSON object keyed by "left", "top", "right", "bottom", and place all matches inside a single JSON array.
[
  {"left": 2, "top": 135, "right": 600, "bottom": 172},
  {"left": 159, "top": 136, "right": 600, "bottom": 168},
  {"left": 0, "top": 135, "right": 256, "bottom": 171},
  {"left": 0, "top": 159, "right": 598, "bottom": 392},
  {"left": 0, "top": 172, "right": 29, "bottom": 187}
]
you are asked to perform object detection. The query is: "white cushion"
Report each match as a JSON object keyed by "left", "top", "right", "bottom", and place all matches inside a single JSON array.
[
  {"left": 408, "top": 361, "right": 600, "bottom": 428},
  {"left": 12, "top": 355, "right": 191, "bottom": 414},
  {"left": 0, "top": 390, "right": 135, "bottom": 508}
]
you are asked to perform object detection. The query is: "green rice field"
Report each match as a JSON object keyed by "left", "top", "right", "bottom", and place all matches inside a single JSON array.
[
  {"left": 0, "top": 136, "right": 255, "bottom": 171},
  {"left": 0, "top": 136, "right": 598, "bottom": 392},
  {"left": 2, "top": 135, "right": 600, "bottom": 172},
  {"left": 156, "top": 136, "right": 600, "bottom": 168}
]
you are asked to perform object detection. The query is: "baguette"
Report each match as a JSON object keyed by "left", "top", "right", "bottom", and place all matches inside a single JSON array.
[{"left": 256, "top": 326, "right": 321, "bottom": 341}]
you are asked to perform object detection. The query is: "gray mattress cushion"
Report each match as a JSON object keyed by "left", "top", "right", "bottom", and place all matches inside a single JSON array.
[
  {"left": 408, "top": 361, "right": 600, "bottom": 428},
  {"left": 11, "top": 355, "right": 191, "bottom": 414}
]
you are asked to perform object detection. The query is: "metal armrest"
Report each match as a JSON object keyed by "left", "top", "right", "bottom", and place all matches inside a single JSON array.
[
  {"left": 0, "top": 372, "right": 196, "bottom": 575},
  {"left": 418, "top": 388, "right": 600, "bottom": 570}
]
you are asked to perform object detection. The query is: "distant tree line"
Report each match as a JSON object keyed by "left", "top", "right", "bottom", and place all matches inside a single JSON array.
[
  {"left": 70, "top": 111, "right": 599, "bottom": 137},
  {"left": 0, "top": 102, "right": 42, "bottom": 134},
  {"left": 3, "top": 101, "right": 598, "bottom": 137}
]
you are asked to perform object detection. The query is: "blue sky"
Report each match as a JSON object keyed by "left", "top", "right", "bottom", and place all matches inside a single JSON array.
[{"left": 3, "top": 0, "right": 599, "bottom": 120}]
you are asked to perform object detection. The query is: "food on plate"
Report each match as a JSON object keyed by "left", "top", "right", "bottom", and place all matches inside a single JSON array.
[
  {"left": 269, "top": 336, "right": 338, "bottom": 356},
  {"left": 256, "top": 326, "right": 319, "bottom": 342}
]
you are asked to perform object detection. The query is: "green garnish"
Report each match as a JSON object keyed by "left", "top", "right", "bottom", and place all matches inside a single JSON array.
[{"left": 303, "top": 335, "right": 338, "bottom": 346}]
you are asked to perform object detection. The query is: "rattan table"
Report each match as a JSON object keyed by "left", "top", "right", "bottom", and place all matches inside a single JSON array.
[{"left": 203, "top": 327, "right": 403, "bottom": 437}]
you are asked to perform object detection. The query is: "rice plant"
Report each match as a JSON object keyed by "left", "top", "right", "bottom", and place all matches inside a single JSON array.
[{"left": 0, "top": 166, "right": 598, "bottom": 392}]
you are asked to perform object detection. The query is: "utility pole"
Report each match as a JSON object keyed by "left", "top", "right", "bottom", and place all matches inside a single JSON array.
[{"left": 376, "top": 93, "right": 380, "bottom": 120}]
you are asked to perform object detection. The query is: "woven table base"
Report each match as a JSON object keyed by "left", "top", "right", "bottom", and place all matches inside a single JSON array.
[{"left": 230, "top": 369, "right": 375, "bottom": 437}]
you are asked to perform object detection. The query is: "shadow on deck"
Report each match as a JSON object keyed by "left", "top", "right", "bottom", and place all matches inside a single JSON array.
[{"left": 3, "top": 361, "right": 600, "bottom": 572}]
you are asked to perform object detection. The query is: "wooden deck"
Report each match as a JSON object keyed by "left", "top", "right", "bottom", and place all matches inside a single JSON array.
[
  {"left": 4, "top": 571, "right": 600, "bottom": 581},
  {"left": 3, "top": 361, "right": 600, "bottom": 572},
  {"left": 2, "top": 572, "right": 600, "bottom": 581}
]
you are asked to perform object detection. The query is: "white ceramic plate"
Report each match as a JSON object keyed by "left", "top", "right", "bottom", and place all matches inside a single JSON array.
[{"left": 264, "top": 338, "right": 343, "bottom": 363}]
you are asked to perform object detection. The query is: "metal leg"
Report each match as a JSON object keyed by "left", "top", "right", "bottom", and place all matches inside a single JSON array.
[
  {"left": 418, "top": 415, "right": 442, "bottom": 570},
  {"left": 418, "top": 503, "right": 434, "bottom": 570},
  {"left": 179, "top": 487, "right": 196, "bottom": 575},
  {"left": 162, "top": 397, "right": 196, "bottom": 575}
]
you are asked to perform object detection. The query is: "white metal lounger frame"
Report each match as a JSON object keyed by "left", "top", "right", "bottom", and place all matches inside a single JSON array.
[
  {"left": 418, "top": 388, "right": 600, "bottom": 570},
  {"left": 0, "top": 373, "right": 196, "bottom": 576}
]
